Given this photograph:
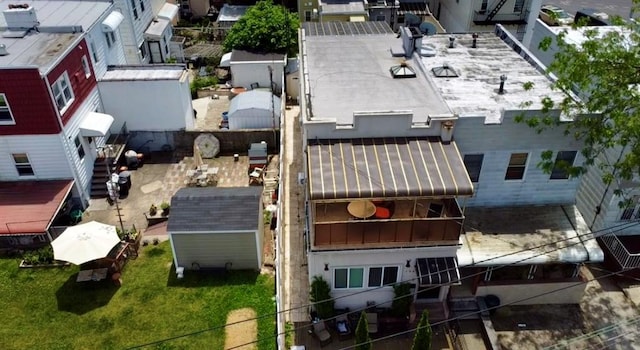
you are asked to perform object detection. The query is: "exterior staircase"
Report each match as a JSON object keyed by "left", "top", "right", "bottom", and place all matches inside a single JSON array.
[
  {"left": 90, "top": 158, "right": 112, "bottom": 198},
  {"left": 448, "top": 296, "right": 481, "bottom": 320},
  {"left": 411, "top": 301, "right": 450, "bottom": 325},
  {"left": 486, "top": 0, "right": 509, "bottom": 21}
]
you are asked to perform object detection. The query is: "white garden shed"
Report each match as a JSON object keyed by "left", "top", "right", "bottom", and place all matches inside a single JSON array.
[
  {"left": 228, "top": 90, "right": 281, "bottom": 130},
  {"left": 167, "top": 187, "right": 263, "bottom": 273}
]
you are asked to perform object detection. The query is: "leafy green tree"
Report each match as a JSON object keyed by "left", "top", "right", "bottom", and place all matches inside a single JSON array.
[
  {"left": 355, "top": 311, "right": 372, "bottom": 350},
  {"left": 411, "top": 310, "right": 432, "bottom": 350},
  {"left": 223, "top": 0, "right": 299, "bottom": 55},
  {"left": 309, "top": 276, "right": 334, "bottom": 319},
  {"left": 517, "top": 1, "right": 640, "bottom": 203}
]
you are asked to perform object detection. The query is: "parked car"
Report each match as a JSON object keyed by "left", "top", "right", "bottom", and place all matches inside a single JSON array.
[
  {"left": 539, "top": 4, "right": 573, "bottom": 26},
  {"left": 575, "top": 8, "right": 613, "bottom": 26}
]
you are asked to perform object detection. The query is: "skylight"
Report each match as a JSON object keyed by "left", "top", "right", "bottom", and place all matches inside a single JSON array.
[
  {"left": 390, "top": 62, "right": 416, "bottom": 79},
  {"left": 432, "top": 63, "right": 458, "bottom": 78}
]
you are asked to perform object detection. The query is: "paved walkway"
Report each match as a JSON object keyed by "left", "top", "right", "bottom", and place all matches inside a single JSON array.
[{"left": 281, "top": 106, "right": 310, "bottom": 323}]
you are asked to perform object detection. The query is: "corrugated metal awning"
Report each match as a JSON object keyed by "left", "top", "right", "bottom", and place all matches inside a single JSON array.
[
  {"left": 397, "top": 3, "right": 430, "bottom": 16},
  {"left": 417, "top": 257, "right": 460, "bottom": 286},
  {"left": 307, "top": 137, "right": 473, "bottom": 200}
]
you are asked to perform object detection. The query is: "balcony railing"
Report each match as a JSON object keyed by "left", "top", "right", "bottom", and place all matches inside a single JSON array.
[{"left": 600, "top": 233, "right": 640, "bottom": 269}]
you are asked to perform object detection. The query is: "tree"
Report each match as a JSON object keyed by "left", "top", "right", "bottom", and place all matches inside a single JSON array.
[
  {"left": 411, "top": 310, "right": 432, "bottom": 350},
  {"left": 355, "top": 311, "right": 372, "bottom": 350},
  {"left": 309, "top": 276, "right": 334, "bottom": 319},
  {"left": 223, "top": 0, "right": 299, "bottom": 55},
  {"left": 517, "top": 0, "right": 640, "bottom": 205}
]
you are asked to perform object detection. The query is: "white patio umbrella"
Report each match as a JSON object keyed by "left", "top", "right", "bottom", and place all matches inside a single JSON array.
[{"left": 51, "top": 221, "right": 121, "bottom": 265}]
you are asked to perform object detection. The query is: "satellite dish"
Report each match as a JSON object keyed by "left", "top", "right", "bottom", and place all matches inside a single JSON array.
[
  {"left": 405, "top": 13, "right": 421, "bottom": 26},
  {"left": 419, "top": 22, "right": 437, "bottom": 36}
]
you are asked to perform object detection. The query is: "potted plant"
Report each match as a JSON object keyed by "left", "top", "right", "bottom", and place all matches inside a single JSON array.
[
  {"left": 149, "top": 204, "right": 158, "bottom": 216},
  {"left": 160, "top": 202, "right": 170, "bottom": 216}
]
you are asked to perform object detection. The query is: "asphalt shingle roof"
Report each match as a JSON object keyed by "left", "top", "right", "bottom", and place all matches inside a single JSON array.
[{"left": 167, "top": 187, "right": 262, "bottom": 233}]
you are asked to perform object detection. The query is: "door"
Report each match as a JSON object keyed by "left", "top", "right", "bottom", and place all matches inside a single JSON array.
[{"left": 149, "top": 41, "right": 163, "bottom": 63}]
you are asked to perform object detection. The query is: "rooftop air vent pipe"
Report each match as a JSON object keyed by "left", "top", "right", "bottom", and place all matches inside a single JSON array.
[
  {"left": 472, "top": 33, "right": 478, "bottom": 48},
  {"left": 448, "top": 36, "right": 455, "bottom": 48},
  {"left": 498, "top": 74, "right": 507, "bottom": 94},
  {"left": 0, "top": 44, "right": 7, "bottom": 56}
]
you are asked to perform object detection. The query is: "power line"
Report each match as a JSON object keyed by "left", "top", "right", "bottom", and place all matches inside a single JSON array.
[
  {"left": 543, "top": 315, "right": 640, "bottom": 350},
  {"left": 126, "top": 219, "right": 639, "bottom": 348}
]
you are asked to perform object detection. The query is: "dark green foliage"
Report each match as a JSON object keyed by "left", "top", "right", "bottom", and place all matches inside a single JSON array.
[
  {"left": 223, "top": 0, "right": 299, "bottom": 55},
  {"left": 411, "top": 310, "right": 432, "bottom": 350},
  {"left": 310, "top": 275, "right": 334, "bottom": 319},
  {"left": 391, "top": 283, "right": 412, "bottom": 316},
  {"left": 190, "top": 76, "right": 219, "bottom": 98},
  {"left": 22, "top": 246, "right": 55, "bottom": 265},
  {"left": 355, "top": 311, "right": 372, "bottom": 350}
]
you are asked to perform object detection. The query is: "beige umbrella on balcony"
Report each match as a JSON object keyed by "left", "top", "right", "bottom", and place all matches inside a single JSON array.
[
  {"left": 347, "top": 200, "right": 376, "bottom": 219},
  {"left": 51, "top": 221, "right": 120, "bottom": 265}
]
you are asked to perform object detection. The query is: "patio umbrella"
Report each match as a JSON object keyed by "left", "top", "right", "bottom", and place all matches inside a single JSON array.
[{"left": 51, "top": 221, "right": 120, "bottom": 265}]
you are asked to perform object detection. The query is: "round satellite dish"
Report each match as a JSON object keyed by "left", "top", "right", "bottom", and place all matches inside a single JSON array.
[
  {"left": 419, "top": 22, "right": 437, "bottom": 36},
  {"left": 405, "top": 13, "right": 421, "bottom": 26}
]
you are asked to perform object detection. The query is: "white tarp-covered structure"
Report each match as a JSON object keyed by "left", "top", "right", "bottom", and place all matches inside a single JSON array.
[{"left": 228, "top": 90, "right": 281, "bottom": 130}]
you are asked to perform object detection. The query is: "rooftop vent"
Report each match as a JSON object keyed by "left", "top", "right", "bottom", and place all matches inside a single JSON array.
[
  {"left": 3, "top": 4, "right": 38, "bottom": 29},
  {"left": 498, "top": 74, "right": 507, "bottom": 94},
  {"left": 0, "top": 43, "right": 7, "bottom": 56},
  {"left": 432, "top": 63, "right": 458, "bottom": 78},
  {"left": 390, "top": 62, "right": 416, "bottom": 79},
  {"left": 448, "top": 36, "right": 455, "bottom": 48},
  {"left": 472, "top": 33, "right": 479, "bottom": 48}
]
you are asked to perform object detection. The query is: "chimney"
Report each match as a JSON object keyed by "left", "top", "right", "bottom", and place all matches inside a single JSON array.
[
  {"left": 498, "top": 74, "right": 507, "bottom": 94},
  {"left": 3, "top": 4, "right": 38, "bottom": 30},
  {"left": 472, "top": 33, "right": 478, "bottom": 48},
  {"left": 448, "top": 36, "right": 455, "bottom": 48}
]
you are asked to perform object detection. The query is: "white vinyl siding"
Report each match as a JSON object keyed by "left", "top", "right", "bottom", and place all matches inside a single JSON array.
[
  {"left": 0, "top": 135, "right": 71, "bottom": 181},
  {"left": 170, "top": 232, "right": 261, "bottom": 270}
]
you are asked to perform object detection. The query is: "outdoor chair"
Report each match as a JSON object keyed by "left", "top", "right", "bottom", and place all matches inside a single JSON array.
[
  {"left": 365, "top": 312, "right": 378, "bottom": 334},
  {"left": 312, "top": 320, "right": 332, "bottom": 347},
  {"left": 335, "top": 314, "right": 352, "bottom": 340}
]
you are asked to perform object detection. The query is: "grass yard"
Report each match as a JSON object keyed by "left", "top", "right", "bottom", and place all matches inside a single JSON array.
[{"left": 0, "top": 242, "right": 276, "bottom": 350}]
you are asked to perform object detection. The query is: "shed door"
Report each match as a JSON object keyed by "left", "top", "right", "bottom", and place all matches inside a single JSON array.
[{"left": 171, "top": 232, "right": 258, "bottom": 270}]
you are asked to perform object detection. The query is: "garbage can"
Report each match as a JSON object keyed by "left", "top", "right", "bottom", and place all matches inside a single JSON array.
[
  {"left": 125, "top": 150, "right": 138, "bottom": 169},
  {"left": 118, "top": 171, "right": 132, "bottom": 196}
]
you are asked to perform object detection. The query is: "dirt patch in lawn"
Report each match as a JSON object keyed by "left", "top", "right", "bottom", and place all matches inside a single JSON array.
[{"left": 225, "top": 308, "right": 257, "bottom": 350}]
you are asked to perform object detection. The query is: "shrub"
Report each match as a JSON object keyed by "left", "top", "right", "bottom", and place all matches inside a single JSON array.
[
  {"left": 190, "top": 76, "right": 219, "bottom": 98},
  {"left": 391, "top": 283, "right": 413, "bottom": 317},
  {"left": 310, "top": 275, "right": 334, "bottom": 319}
]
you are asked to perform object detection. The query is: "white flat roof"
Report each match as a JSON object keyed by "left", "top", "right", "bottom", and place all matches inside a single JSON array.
[
  {"left": 101, "top": 66, "right": 186, "bottom": 81},
  {"left": 320, "top": 0, "right": 366, "bottom": 15},
  {"left": 0, "top": 0, "right": 111, "bottom": 72},
  {"left": 304, "top": 34, "right": 451, "bottom": 124},
  {"left": 420, "top": 32, "right": 562, "bottom": 124}
]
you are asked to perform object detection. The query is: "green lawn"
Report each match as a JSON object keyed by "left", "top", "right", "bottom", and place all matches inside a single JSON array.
[{"left": 0, "top": 242, "right": 276, "bottom": 350}]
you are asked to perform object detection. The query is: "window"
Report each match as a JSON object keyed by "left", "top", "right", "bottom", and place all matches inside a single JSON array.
[
  {"left": 75, "top": 136, "right": 85, "bottom": 160},
  {"left": 139, "top": 0, "right": 145, "bottom": 12},
  {"left": 105, "top": 31, "right": 116, "bottom": 48},
  {"left": 463, "top": 154, "right": 484, "bottom": 182},
  {"left": 505, "top": 153, "right": 528, "bottom": 180},
  {"left": 368, "top": 266, "right": 399, "bottom": 287},
  {"left": 81, "top": 56, "right": 91, "bottom": 78},
  {"left": 0, "top": 93, "right": 15, "bottom": 124},
  {"left": 139, "top": 43, "right": 147, "bottom": 59},
  {"left": 620, "top": 196, "right": 640, "bottom": 221},
  {"left": 375, "top": 15, "right": 386, "bottom": 21},
  {"left": 550, "top": 151, "right": 577, "bottom": 180},
  {"left": 12, "top": 153, "right": 34, "bottom": 176},
  {"left": 90, "top": 41, "right": 99, "bottom": 62},
  {"left": 130, "top": 0, "right": 138, "bottom": 19},
  {"left": 304, "top": 10, "right": 312, "bottom": 21},
  {"left": 513, "top": 0, "right": 525, "bottom": 12},
  {"left": 51, "top": 73, "right": 74, "bottom": 112},
  {"left": 480, "top": 0, "right": 488, "bottom": 13},
  {"left": 334, "top": 267, "right": 364, "bottom": 289}
]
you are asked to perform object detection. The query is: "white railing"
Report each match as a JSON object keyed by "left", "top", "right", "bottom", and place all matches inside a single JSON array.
[{"left": 600, "top": 233, "right": 640, "bottom": 269}]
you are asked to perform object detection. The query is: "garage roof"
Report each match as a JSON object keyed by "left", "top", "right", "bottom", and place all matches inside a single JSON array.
[{"left": 167, "top": 187, "right": 263, "bottom": 233}]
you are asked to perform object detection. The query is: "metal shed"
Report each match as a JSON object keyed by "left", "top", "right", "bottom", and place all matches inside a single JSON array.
[
  {"left": 167, "top": 187, "right": 263, "bottom": 273},
  {"left": 228, "top": 90, "right": 281, "bottom": 130}
]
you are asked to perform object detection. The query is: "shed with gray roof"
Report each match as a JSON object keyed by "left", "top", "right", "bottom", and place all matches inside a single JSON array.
[
  {"left": 228, "top": 90, "right": 281, "bottom": 130},
  {"left": 167, "top": 187, "right": 264, "bottom": 272}
]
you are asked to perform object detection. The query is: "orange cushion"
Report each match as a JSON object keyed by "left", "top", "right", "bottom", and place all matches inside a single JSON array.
[{"left": 375, "top": 206, "right": 390, "bottom": 219}]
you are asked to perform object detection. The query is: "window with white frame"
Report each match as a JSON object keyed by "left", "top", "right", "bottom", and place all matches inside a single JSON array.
[
  {"left": 51, "top": 73, "right": 74, "bottom": 112},
  {"left": 130, "top": 0, "right": 138, "bottom": 19},
  {"left": 81, "top": 56, "right": 91, "bottom": 78},
  {"left": 334, "top": 267, "right": 364, "bottom": 289},
  {"left": 90, "top": 41, "right": 99, "bottom": 62},
  {"left": 550, "top": 151, "right": 577, "bottom": 180},
  {"left": 463, "top": 154, "right": 484, "bottom": 182},
  {"left": 0, "top": 93, "right": 15, "bottom": 123},
  {"left": 105, "top": 31, "right": 116, "bottom": 48},
  {"left": 75, "top": 135, "right": 85, "bottom": 160},
  {"left": 12, "top": 153, "right": 34, "bottom": 176},
  {"left": 367, "top": 266, "right": 399, "bottom": 287},
  {"left": 139, "top": 43, "right": 147, "bottom": 60},
  {"left": 620, "top": 196, "right": 640, "bottom": 221},
  {"left": 505, "top": 153, "right": 528, "bottom": 180}
]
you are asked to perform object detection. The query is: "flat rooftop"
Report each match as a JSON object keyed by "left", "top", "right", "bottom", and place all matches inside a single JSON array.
[
  {"left": 302, "top": 26, "right": 563, "bottom": 125},
  {"left": 319, "top": 0, "right": 366, "bottom": 15},
  {"left": 101, "top": 65, "right": 187, "bottom": 81},
  {"left": 420, "top": 32, "right": 561, "bottom": 123},
  {"left": 304, "top": 32, "right": 451, "bottom": 124},
  {"left": 0, "top": 0, "right": 111, "bottom": 72},
  {"left": 458, "top": 205, "right": 603, "bottom": 266}
]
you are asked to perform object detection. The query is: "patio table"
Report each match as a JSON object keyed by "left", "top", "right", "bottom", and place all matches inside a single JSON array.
[{"left": 76, "top": 268, "right": 109, "bottom": 282}]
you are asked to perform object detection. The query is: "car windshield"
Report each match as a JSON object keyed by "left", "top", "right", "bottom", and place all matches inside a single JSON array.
[{"left": 556, "top": 10, "right": 571, "bottom": 19}]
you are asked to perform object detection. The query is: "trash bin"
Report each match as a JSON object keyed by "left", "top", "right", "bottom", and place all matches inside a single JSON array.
[
  {"left": 125, "top": 150, "right": 138, "bottom": 169},
  {"left": 118, "top": 171, "right": 132, "bottom": 196}
]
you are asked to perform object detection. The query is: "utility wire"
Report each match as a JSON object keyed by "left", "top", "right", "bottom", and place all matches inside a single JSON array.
[
  {"left": 126, "top": 219, "right": 639, "bottom": 349},
  {"left": 543, "top": 315, "right": 640, "bottom": 350}
]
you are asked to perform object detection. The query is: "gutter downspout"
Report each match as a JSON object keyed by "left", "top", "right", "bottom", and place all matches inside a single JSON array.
[{"left": 43, "top": 74, "right": 91, "bottom": 208}]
